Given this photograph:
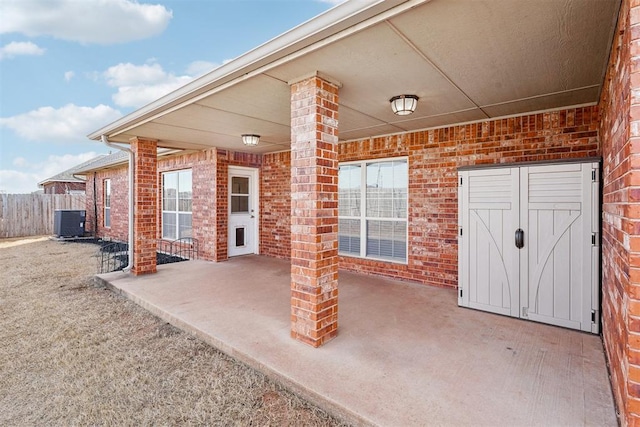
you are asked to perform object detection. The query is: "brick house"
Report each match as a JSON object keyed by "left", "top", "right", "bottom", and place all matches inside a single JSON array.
[
  {"left": 38, "top": 156, "right": 106, "bottom": 194},
  {"left": 83, "top": 0, "right": 640, "bottom": 423}
]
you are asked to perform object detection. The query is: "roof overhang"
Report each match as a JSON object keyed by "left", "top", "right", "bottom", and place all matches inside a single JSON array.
[
  {"left": 88, "top": 0, "right": 621, "bottom": 154},
  {"left": 38, "top": 178, "right": 85, "bottom": 187}
]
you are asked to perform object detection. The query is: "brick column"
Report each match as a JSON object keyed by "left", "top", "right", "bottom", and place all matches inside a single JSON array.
[
  {"left": 289, "top": 73, "right": 340, "bottom": 347},
  {"left": 131, "top": 137, "right": 157, "bottom": 275}
]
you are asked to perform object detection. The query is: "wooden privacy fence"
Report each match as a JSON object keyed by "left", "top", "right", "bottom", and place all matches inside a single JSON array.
[{"left": 0, "top": 194, "right": 86, "bottom": 238}]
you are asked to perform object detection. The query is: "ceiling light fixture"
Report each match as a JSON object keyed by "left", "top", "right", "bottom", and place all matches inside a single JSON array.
[
  {"left": 390, "top": 95, "right": 419, "bottom": 116},
  {"left": 242, "top": 134, "right": 260, "bottom": 146}
]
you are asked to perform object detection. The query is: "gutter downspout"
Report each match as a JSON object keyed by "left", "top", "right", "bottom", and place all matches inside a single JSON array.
[
  {"left": 93, "top": 172, "right": 98, "bottom": 238},
  {"left": 101, "top": 135, "right": 134, "bottom": 273}
]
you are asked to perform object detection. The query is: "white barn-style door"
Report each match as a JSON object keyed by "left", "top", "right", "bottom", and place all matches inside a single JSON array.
[{"left": 458, "top": 161, "right": 600, "bottom": 333}]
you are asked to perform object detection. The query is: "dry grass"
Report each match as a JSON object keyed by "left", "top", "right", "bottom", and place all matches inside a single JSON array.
[{"left": 0, "top": 239, "right": 347, "bottom": 426}]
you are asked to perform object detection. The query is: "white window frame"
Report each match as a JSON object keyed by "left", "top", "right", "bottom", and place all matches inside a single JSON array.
[
  {"left": 104, "top": 179, "right": 111, "bottom": 228},
  {"left": 161, "top": 169, "right": 192, "bottom": 240},
  {"left": 338, "top": 157, "right": 408, "bottom": 264}
]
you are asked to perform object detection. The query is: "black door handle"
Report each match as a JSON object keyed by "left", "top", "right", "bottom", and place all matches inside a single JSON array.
[{"left": 515, "top": 228, "right": 524, "bottom": 249}]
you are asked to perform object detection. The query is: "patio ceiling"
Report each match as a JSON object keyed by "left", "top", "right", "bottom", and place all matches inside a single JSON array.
[{"left": 89, "top": 0, "right": 621, "bottom": 154}]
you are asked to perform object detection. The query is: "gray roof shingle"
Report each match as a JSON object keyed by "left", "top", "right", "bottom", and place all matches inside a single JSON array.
[{"left": 38, "top": 155, "right": 110, "bottom": 186}]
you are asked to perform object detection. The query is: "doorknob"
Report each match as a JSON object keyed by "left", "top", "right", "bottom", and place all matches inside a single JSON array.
[{"left": 515, "top": 228, "right": 524, "bottom": 249}]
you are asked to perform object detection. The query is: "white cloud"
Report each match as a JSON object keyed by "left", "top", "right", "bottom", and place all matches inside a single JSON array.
[
  {"left": 0, "top": 41, "right": 45, "bottom": 60},
  {"left": 12, "top": 157, "right": 27, "bottom": 167},
  {"left": 104, "top": 62, "right": 192, "bottom": 108},
  {"left": 0, "top": 151, "right": 100, "bottom": 194},
  {"left": 104, "top": 62, "right": 168, "bottom": 87},
  {"left": 0, "top": 169, "right": 41, "bottom": 194},
  {"left": 186, "top": 60, "right": 218, "bottom": 78},
  {"left": 0, "top": 0, "right": 172, "bottom": 45},
  {"left": 0, "top": 104, "right": 122, "bottom": 143},
  {"left": 64, "top": 71, "right": 75, "bottom": 82}
]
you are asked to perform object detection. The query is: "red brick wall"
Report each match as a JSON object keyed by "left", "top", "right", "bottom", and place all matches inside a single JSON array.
[
  {"left": 88, "top": 105, "right": 600, "bottom": 287},
  {"left": 600, "top": 0, "right": 638, "bottom": 424},
  {"left": 86, "top": 148, "right": 265, "bottom": 262},
  {"left": 261, "top": 151, "right": 291, "bottom": 258},
  {"left": 338, "top": 108, "right": 599, "bottom": 287},
  {"left": 628, "top": 0, "right": 640, "bottom": 420},
  {"left": 85, "top": 167, "right": 129, "bottom": 242},
  {"left": 157, "top": 149, "right": 218, "bottom": 261},
  {"left": 256, "top": 106, "right": 600, "bottom": 288},
  {"left": 84, "top": 174, "right": 96, "bottom": 234},
  {"left": 43, "top": 181, "right": 86, "bottom": 194}
]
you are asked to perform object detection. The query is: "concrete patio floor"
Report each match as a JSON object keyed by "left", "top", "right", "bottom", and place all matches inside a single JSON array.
[{"left": 97, "top": 255, "right": 617, "bottom": 426}]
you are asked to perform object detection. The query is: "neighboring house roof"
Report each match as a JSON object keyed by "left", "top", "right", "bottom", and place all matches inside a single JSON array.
[
  {"left": 88, "top": 0, "right": 621, "bottom": 154},
  {"left": 73, "top": 148, "right": 185, "bottom": 174},
  {"left": 73, "top": 151, "right": 129, "bottom": 175},
  {"left": 38, "top": 155, "right": 107, "bottom": 187}
]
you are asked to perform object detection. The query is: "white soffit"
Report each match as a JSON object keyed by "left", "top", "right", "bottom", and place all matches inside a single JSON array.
[
  {"left": 388, "top": 0, "right": 619, "bottom": 107},
  {"left": 195, "top": 75, "right": 291, "bottom": 126},
  {"left": 266, "top": 19, "right": 478, "bottom": 117},
  {"left": 90, "top": 0, "right": 620, "bottom": 151}
]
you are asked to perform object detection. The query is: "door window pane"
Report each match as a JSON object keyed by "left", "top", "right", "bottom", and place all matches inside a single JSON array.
[
  {"left": 231, "top": 196, "right": 249, "bottom": 213},
  {"left": 232, "top": 177, "right": 249, "bottom": 194},
  {"left": 231, "top": 176, "right": 250, "bottom": 213}
]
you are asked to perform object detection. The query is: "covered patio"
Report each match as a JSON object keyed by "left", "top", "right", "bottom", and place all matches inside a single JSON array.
[{"left": 97, "top": 256, "right": 616, "bottom": 426}]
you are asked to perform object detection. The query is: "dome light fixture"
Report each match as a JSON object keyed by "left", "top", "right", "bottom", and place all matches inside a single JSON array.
[
  {"left": 242, "top": 134, "right": 260, "bottom": 146},
  {"left": 390, "top": 95, "right": 419, "bottom": 116}
]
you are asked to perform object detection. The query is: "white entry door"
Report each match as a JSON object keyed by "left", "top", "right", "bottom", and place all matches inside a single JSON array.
[
  {"left": 458, "top": 161, "right": 600, "bottom": 333},
  {"left": 228, "top": 167, "right": 258, "bottom": 257}
]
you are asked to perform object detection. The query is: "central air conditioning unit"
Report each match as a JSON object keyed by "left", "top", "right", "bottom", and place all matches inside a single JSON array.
[{"left": 54, "top": 210, "right": 86, "bottom": 237}]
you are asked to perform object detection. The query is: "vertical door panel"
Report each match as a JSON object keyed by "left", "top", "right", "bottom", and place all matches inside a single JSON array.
[
  {"left": 459, "top": 168, "right": 519, "bottom": 317},
  {"left": 521, "top": 163, "right": 593, "bottom": 332}
]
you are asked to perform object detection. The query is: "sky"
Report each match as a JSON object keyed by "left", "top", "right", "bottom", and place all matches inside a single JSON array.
[{"left": 0, "top": 0, "right": 341, "bottom": 194}]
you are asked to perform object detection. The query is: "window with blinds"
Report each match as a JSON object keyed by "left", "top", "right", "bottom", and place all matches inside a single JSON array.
[
  {"left": 162, "top": 169, "right": 192, "bottom": 240},
  {"left": 338, "top": 158, "right": 408, "bottom": 263}
]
